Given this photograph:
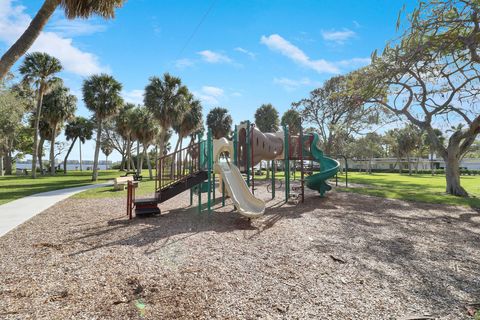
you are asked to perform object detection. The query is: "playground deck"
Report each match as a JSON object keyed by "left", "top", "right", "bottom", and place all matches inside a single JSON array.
[{"left": 0, "top": 183, "right": 478, "bottom": 319}]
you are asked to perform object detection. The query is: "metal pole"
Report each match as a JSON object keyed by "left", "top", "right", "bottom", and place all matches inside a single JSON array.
[
  {"left": 283, "top": 125, "right": 289, "bottom": 202},
  {"left": 207, "top": 129, "right": 212, "bottom": 214},
  {"left": 246, "top": 121, "right": 251, "bottom": 187},
  {"left": 222, "top": 180, "right": 225, "bottom": 207},
  {"left": 271, "top": 159, "right": 275, "bottom": 199},
  {"left": 233, "top": 125, "right": 238, "bottom": 166},
  {"left": 300, "top": 126, "right": 305, "bottom": 203},
  {"left": 251, "top": 123, "right": 255, "bottom": 195}
]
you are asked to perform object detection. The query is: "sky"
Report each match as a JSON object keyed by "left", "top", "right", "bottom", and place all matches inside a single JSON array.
[{"left": 0, "top": 0, "right": 419, "bottom": 162}]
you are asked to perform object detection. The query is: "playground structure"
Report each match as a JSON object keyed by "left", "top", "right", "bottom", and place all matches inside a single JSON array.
[{"left": 127, "top": 121, "right": 341, "bottom": 219}]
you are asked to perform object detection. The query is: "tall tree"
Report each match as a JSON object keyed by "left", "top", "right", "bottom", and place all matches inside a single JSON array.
[
  {"left": 349, "top": 0, "right": 480, "bottom": 196},
  {"left": 19, "top": 52, "right": 62, "bottom": 178},
  {"left": 115, "top": 103, "right": 135, "bottom": 170},
  {"left": 254, "top": 103, "right": 279, "bottom": 132},
  {"left": 83, "top": 74, "right": 123, "bottom": 181},
  {"left": 396, "top": 125, "right": 421, "bottom": 175},
  {"left": 172, "top": 94, "right": 203, "bottom": 151},
  {"left": 0, "top": 0, "right": 125, "bottom": 81},
  {"left": 129, "top": 106, "right": 160, "bottom": 178},
  {"left": 63, "top": 117, "right": 94, "bottom": 174},
  {"left": 145, "top": 73, "right": 189, "bottom": 157},
  {"left": 206, "top": 107, "right": 233, "bottom": 139},
  {"left": 0, "top": 81, "right": 29, "bottom": 175},
  {"left": 101, "top": 141, "right": 113, "bottom": 170},
  {"left": 281, "top": 109, "right": 301, "bottom": 135},
  {"left": 41, "top": 82, "right": 77, "bottom": 175},
  {"left": 293, "top": 75, "right": 380, "bottom": 155}
]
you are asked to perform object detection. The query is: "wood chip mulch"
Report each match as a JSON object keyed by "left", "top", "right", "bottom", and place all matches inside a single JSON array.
[{"left": 0, "top": 181, "right": 479, "bottom": 319}]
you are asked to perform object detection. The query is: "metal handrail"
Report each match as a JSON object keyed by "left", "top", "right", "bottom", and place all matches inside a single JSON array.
[{"left": 156, "top": 142, "right": 204, "bottom": 193}]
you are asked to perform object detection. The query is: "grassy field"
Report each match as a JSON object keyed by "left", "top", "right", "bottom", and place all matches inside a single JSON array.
[
  {"left": 2, "top": 168, "right": 479, "bottom": 209},
  {"left": 73, "top": 176, "right": 157, "bottom": 200},
  {"left": 0, "top": 170, "right": 148, "bottom": 205},
  {"left": 336, "top": 172, "right": 480, "bottom": 208}
]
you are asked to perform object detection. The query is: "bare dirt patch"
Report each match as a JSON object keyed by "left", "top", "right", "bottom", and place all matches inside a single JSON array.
[{"left": 0, "top": 182, "right": 479, "bottom": 319}]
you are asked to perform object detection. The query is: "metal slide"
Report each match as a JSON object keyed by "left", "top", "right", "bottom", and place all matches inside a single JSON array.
[{"left": 214, "top": 162, "right": 265, "bottom": 218}]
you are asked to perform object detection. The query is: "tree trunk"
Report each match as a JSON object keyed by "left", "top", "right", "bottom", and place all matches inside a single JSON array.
[
  {"left": 79, "top": 141, "right": 83, "bottom": 171},
  {"left": 106, "top": 154, "right": 108, "bottom": 170},
  {"left": 444, "top": 153, "right": 468, "bottom": 196},
  {"left": 63, "top": 137, "right": 77, "bottom": 174},
  {"left": 126, "top": 136, "right": 131, "bottom": 171},
  {"left": 50, "top": 125, "right": 57, "bottom": 175},
  {"left": 407, "top": 154, "right": 412, "bottom": 175},
  {"left": 38, "top": 137, "right": 45, "bottom": 174},
  {"left": 31, "top": 84, "right": 45, "bottom": 178},
  {"left": 92, "top": 119, "right": 102, "bottom": 181},
  {"left": 5, "top": 150, "right": 13, "bottom": 175},
  {"left": 0, "top": 0, "right": 60, "bottom": 81},
  {"left": 120, "top": 154, "right": 126, "bottom": 171},
  {"left": 0, "top": 155, "right": 3, "bottom": 176},
  {"left": 130, "top": 156, "right": 136, "bottom": 171},
  {"left": 136, "top": 141, "right": 141, "bottom": 176},
  {"left": 145, "top": 145, "right": 153, "bottom": 179}
]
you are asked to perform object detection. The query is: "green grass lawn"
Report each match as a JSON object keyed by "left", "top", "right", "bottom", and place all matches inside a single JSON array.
[
  {"left": 0, "top": 170, "right": 148, "bottom": 205},
  {"left": 336, "top": 172, "right": 480, "bottom": 208},
  {"left": 73, "top": 176, "right": 157, "bottom": 200}
]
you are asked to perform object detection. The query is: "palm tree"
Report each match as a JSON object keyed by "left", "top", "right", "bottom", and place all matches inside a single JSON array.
[
  {"left": 101, "top": 141, "right": 113, "bottom": 170},
  {"left": 255, "top": 103, "right": 279, "bottom": 132},
  {"left": 41, "top": 82, "right": 77, "bottom": 175},
  {"left": 19, "top": 52, "right": 62, "bottom": 178},
  {"left": 144, "top": 73, "right": 189, "bottom": 157},
  {"left": 206, "top": 107, "right": 232, "bottom": 139},
  {"left": 63, "top": 117, "right": 94, "bottom": 174},
  {"left": 255, "top": 103, "right": 279, "bottom": 178},
  {"left": 0, "top": 0, "right": 125, "bottom": 81},
  {"left": 281, "top": 109, "right": 301, "bottom": 135},
  {"left": 83, "top": 74, "right": 123, "bottom": 181},
  {"left": 129, "top": 106, "right": 160, "bottom": 178},
  {"left": 173, "top": 94, "right": 203, "bottom": 151},
  {"left": 115, "top": 103, "right": 135, "bottom": 171}
]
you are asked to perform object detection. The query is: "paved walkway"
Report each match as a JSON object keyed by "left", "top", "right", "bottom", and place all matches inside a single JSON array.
[{"left": 0, "top": 182, "right": 112, "bottom": 238}]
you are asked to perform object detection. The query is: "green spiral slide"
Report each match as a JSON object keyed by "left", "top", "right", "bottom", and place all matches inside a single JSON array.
[{"left": 305, "top": 133, "right": 340, "bottom": 197}]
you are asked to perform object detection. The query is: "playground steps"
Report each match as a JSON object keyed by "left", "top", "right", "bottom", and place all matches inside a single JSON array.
[
  {"left": 134, "top": 198, "right": 161, "bottom": 216},
  {"left": 157, "top": 170, "right": 208, "bottom": 203}
]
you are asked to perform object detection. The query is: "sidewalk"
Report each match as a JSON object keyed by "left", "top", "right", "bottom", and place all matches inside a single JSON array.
[{"left": 0, "top": 182, "right": 112, "bottom": 237}]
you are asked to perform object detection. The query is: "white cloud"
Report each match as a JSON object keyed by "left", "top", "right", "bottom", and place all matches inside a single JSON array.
[
  {"left": 273, "top": 77, "right": 321, "bottom": 91},
  {"left": 193, "top": 86, "right": 224, "bottom": 105},
  {"left": 47, "top": 16, "right": 107, "bottom": 37},
  {"left": 197, "top": 50, "right": 233, "bottom": 64},
  {"left": 321, "top": 29, "right": 356, "bottom": 44},
  {"left": 122, "top": 89, "right": 144, "bottom": 105},
  {"left": 260, "top": 34, "right": 339, "bottom": 74},
  {"left": 261, "top": 34, "right": 370, "bottom": 74},
  {"left": 175, "top": 58, "right": 195, "bottom": 69},
  {"left": 0, "top": 0, "right": 108, "bottom": 76},
  {"left": 202, "top": 86, "right": 224, "bottom": 97},
  {"left": 234, "top": 47, "right": 256, "bottom": 59}
]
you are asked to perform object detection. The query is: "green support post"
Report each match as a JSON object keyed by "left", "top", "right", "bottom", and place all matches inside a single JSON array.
[
  {"left": 246, "top": 121, "right": 251, "bottom": 187},
  {"left": 233, "top": 125, "right": 238, "bottom": 166},
  {"left": 222, "top": 180, "right": 225, "bottom": 207},
  {"left": 283, "top": 125, "right": 290, "bottom": 202},
  {"left": 271, "top": 159, "right": 275, "bottom": 199},
  {"left": 207, "top": 129, "right": 213, "bottom": 214},
  {"left": 198, "top": 132, "right": 204, "bottom": 214}
]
